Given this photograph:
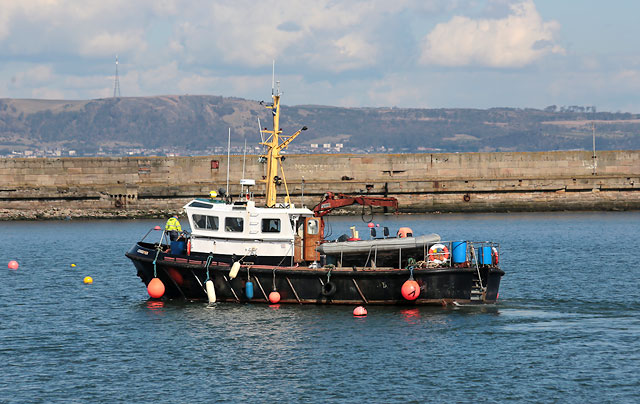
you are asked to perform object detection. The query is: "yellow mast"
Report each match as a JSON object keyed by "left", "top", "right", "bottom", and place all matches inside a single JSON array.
[{"left": 260, "top": 80, "right": 307, "bottom": 207}]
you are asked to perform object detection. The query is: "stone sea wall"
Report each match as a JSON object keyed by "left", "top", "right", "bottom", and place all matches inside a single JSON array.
[{"left": 1, "top": 150, "right": 639, "bottom": 219}]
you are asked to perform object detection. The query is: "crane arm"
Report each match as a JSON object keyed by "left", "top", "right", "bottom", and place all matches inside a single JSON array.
[
  {"left": 277, "top": 126, "right": 307, "bottom": 151},
  {"left": 313, "top": 192, "right": 399, "bottom": 217}
]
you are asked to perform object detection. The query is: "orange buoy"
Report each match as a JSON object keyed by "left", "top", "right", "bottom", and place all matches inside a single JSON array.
[
  {"left": 268, "top": 291, "right": 281, "bottom": 304},
  {"left": 83, "top": 276, "right": 93, "bottom": 284},
  {"left": 147, "top": 278, "right": 165, "bottom": 298},
  {"left": 8, "top": 260, "right": 19, "bottom": 270},
  {"left": 167, "top": 267, "right": 183, "bottom": 285},
  {"left": 353, "top": 306, "right": 367, "bottom": 317},
  {"left": 401, "top": 280, "right": 420, "bottom": 301}
]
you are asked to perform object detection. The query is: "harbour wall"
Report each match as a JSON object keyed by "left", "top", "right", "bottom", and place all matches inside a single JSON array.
[{"left": 1, "top": 150, "right": 639, "bottom": 219}]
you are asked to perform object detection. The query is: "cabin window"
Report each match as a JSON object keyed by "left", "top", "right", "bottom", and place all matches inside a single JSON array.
[
  {"left": 262, "top": 218, "right": 281, "bottom": 233},
  {"left": 193, "top": 214, "right": 219, "bottom": 230},
  {"left": 307, "top": 219, "right": 319, "bottom": 235},
  {"left": 225, "top": 217, "right": 244, "bottom": 232}
]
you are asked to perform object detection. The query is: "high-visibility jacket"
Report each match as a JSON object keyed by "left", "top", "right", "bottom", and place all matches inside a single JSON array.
[{"left": 165, "top": 217, "right": 182, "bottom": 232}]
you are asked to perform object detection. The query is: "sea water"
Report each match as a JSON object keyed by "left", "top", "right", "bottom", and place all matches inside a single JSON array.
[{"left": 1, "top": 212, "right": 639, "bottom": 403}]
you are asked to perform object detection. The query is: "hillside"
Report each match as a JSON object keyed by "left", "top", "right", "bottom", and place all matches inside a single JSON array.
[{"left": 1, "top": 95, "right": 639, "bottom": 156}]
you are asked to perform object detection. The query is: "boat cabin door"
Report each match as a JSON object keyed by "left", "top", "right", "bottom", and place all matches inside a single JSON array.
[{"left": 303, "top": 217, "right": 322, "bottom": 262}]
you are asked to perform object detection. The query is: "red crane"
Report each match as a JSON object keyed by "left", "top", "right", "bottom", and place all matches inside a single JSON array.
[{"left": 312, "top": 192, "right": 399, "bottom": 217}]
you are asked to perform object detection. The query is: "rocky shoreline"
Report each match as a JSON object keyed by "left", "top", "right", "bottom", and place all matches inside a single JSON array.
[
  {"left": 1, "top": 206, "right": 403, "bottom": 221},
  {"left": 0, "top": 208, "right": 179, "bottom": 221}
]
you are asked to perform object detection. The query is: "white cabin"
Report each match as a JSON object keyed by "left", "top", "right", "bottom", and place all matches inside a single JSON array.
[{"left": 184, "top": 198, "right": 322, "bottom": 265}]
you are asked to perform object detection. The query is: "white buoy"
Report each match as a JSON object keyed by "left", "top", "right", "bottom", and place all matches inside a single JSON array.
[
  {"left": 205, "top": 280, "right": 216, "bottom": 303},
  {"left": 229, "top": 262, "right": 241, "bottom": 279}
]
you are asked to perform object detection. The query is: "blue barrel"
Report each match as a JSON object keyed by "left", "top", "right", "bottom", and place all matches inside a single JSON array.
[
  {"left": 170, "top": 240, "right": 185, "bottom": 255},
  {"left": 478, "top": 246, "right": 492, "bottom": 265},
  {"left": 451, "top": 241, "right": 467, "bottom": 263}
]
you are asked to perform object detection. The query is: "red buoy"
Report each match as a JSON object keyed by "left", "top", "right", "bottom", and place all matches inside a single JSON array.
[
  {"left": 154, "top": 225, "right": 162, "bottom": 230},
  {"left": 367, "top": 222, "right": 375, "bottom": 228},
  {"left": 147, "top": 278, "right": 165, "bottom": 298},
  {"left": 401, "top": 280, "right": 420, "bottom": 301},
  {"left": 268, "top": 291, "right": 281, "bottom": 304},
  {"left": 8, "top": 260, "right": 19, "bottom": 270},
  {"left": 353, "top": 306, "right": 367, "bottom": 317}
]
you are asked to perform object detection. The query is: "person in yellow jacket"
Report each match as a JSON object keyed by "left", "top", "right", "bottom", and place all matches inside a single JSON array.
[{"left": 165, "top": 215, "right": 182, "bottom": 241}]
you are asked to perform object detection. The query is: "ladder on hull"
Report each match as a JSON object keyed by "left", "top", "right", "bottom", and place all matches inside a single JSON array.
[{"left": 469, "top": 242, "right": 486, "bottom": 302}]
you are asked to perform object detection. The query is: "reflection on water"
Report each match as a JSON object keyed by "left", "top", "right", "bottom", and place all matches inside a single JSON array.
[
  {"left": 144, "top": 300, "right": 165, "bottom": 311},
  {"left": 400, "top": 307, "right": 421, "bottom": 324}
]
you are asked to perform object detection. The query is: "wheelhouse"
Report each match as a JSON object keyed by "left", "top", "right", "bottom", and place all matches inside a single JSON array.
[{"left": 184, "top": 198, "right": 322, "bottom": 265}]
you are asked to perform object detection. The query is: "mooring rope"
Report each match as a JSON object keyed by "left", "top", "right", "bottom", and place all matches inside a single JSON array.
[
  {"left": 152, "top": 246, "right": 162, "bottom": 278},
  {"left": 204, "top": 254, "right": 215, "bottom": 282}
]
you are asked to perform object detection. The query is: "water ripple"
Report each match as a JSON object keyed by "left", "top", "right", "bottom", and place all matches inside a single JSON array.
[{"left": 1, "top": 213, "right": 639, "bottom": 403}]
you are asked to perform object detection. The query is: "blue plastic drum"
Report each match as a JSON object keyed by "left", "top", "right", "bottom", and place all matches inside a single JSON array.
[
  {"left": 451, "top": 241, "right": 467, "bottom": 263},
  {"left": 478, "top": 246, "right": 492, "bottom": 265},
  {"left": 170, "top": 240, "right": 185, "bottom": 255}
]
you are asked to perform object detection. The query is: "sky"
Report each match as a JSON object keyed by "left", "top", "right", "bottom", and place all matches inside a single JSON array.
[{"left": 1, "top": 0, "right": 640, "bottom": 112}]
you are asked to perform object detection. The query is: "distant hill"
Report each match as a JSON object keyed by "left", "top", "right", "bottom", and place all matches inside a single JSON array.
[{"left": 1, "top": 95, "right": 639, "bottom": 155}]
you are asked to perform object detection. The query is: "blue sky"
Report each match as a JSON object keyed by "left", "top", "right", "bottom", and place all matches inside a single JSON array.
[{"left": 1, "top": 0, "right": 639, "bottom": 112}]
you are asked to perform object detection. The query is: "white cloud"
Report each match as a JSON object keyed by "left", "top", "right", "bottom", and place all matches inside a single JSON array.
[
  {"left": 79, "top": 31, "right": 147, "bottom": 57},
  {"left": 176, "top": 0, "right": 416, "bottom": 72},
  {"left": 419, "top": 0, "right": 564, "bottom": 68},
  {"left": 13, "top": 65, "right": 55, "bottom": 85}
]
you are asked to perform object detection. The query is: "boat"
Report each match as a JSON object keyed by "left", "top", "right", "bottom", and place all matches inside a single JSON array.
[{"left": 125, "top": 78, "right": 504, "bottom": 306}]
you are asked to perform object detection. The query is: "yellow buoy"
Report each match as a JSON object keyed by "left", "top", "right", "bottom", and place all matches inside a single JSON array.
[
  {"left": 83, "top": 276, "right": 93, "bottom": 284},
  {"left": 71, "top": 264, "right": 76, "bottom": 267}
]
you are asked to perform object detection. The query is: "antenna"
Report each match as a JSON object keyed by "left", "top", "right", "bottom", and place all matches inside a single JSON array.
[
  {"left": 113, "top": 55, "right": 121, "bottom": 98},
  {"left": 592, "top": 122, "right": 597, "bottom": 175},
  {"left": 241, "top": 138, "right": 247, "bottom": 196},
  {"left": 271, "top": 60, "right": 275, "bottom": 96},
  {"left": 257, "top": 117, "right": 264, "bottom": 143},
  {"left": 226, "top": 128, "right": 231, "bottom": 195}
]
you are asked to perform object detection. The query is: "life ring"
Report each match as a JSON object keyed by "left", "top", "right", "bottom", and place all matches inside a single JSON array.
[
  {"left": 491, "top": 247, "right": 499, "bottom": 265},
  {"left": 463, "top": 194, "right": 471, "bottom": 202},
  {"left": 187, "top": 240, "right": 191, "bottom": 256},
  {"left": 321, "top": 281, "right": 337, "bottom": 297},
  {"left": 428, "top": 244, "right": 450, "bottom": 263}
]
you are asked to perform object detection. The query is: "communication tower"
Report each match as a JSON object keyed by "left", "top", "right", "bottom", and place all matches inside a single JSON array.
[{"left": 113, "top": 55, "right": 121, "bottom": 98}]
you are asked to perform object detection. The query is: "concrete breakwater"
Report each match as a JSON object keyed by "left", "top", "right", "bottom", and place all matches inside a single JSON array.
[{"left": 1, "top": 150, "right": 639, "bottom": 220}]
